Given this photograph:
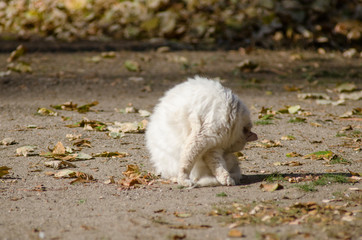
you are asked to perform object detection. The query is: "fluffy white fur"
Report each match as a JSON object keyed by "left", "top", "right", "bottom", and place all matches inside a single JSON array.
[{"left": 146, "top": 76, "right": 257, "bottom": 187}]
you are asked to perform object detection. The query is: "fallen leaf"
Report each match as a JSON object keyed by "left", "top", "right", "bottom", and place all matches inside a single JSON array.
[
  {"left": 37, "top": 108, "right": 58, "bottom": 116},
  {"left": 174, "top": 212, "right": 192, "bottom": 218},
  {"left": 139, "top": 109, "right": 151, "bottom": 117},
  {"left": 170, "top": 234, "right": 186, "bottom": 240},
  {"left": 297, "top": 93, "right": 330, "bottom": 100},
  {"left": 261, "top": 233, "right": 280, "bottom": 240},
  {"left": 85, "top": 55, "right": 101, "bottom": 63},
  {"left": 339, "top": 91, "right": 362, "bottom": 101},
  {"left": 290, "top": 53, "right": 303, "bottom": 61},
  {"left": 284, "top": 85, "right": 302, "bottom": 92},
  {"left": 67, "top": 119, "right": 107, "bottom": 131},
  {"left": 7, "top": 45, "right": 25, "bottom": 63},
  {"left": 343, "top": 48, "right": 357, "bottom": 58},
  {"left": 303, "top": 150, "right": 334, "bottom": 160},
  {"left": 7, "top": 61, "right": 32, "bottom": 73},
  {"left": 93, "top": 151, "right": 128, "bottom": 158},
  {"left": 236, "top": 59, "right": 258, "bottom": 72},
  {"left": 288, "top": 105, "right": 301, "bottom": 114},
  {"left": 73, "top": 139, "right": 92, "bottom": 148},
  {"left": 54, "top": 169, "right": 77, "bottom": 178},
  {"left": 286, "top": 152, "right": 302, "bottom": 157},
  {"left": 51, "top": 102, "right": 78, "bottom": 111},
  {"left": 66, "top": 134, "right": 82, "bottom": 141},
  {"left": 101, "top": 51, "right": 116, "bottom": 58},
  {"left": 52, "top": 142, "right": 66, "bottom": 155},
  {"left": 44, "top": 160, "right": 76, "bottom": 170},
  {"left": 283, "top": 161, "right": 303, "bottom": 166},
  {"left": 114, "top": 120, "right": 148, "bottom": 133},
  {"left": 335, "top": 82, "right": 357, "bottom": 93},
  {"left": 71, "top": 152, "right": 93, "bottom": 160},
  {"left": 0, "top": 70, "right": 11, "bottom": 77},
  {"left": 32, "top": 184, "right": 46, "bottom": 192},
  {"left": 0, "top": 166, "right": 11, "bottom": 178},
  {"left": 77, "top": 101, "right": 99, "bottom": 113},
  {"left": 316, "top": 99, "right": 345, "bottom": 106},
  {"left": 260, "top": 183, "right": 284, "bottom": 192},
  {"left": 108, "top": 132, "right": 125, "bottom": 139},
  {"left": 347, "top": 169, "right": 361, "bottom": 176},
  {"left": 228, "top": 229, "right": 243, "bottom": 238},
  {"left": 119, "top": 164, "right": 157, "bottom": 189},
  {"left": 16, "top": 146, "right": 37, "bottom": 156},
  {"left": 124, "top": 60, "right": 141, "bottom": 72},
  {"left": 0, "top": 138, "right": 17, "bottom": 146},
  {"left": 168, "top": 224, "right": 211, "bottom": 229},
  {"left": 256, "top": 139, "right": 282, "bottom": 148},
  {"left": 281, "top": 135, "right": 295, "bottom": 140},
  {"left": 104, "top": 176, "right": 115, "bottom": 184}
]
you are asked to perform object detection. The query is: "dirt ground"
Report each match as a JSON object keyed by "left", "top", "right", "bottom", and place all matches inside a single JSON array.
[{"left": 0, "top": 48, "right": 361, "bottom": 240}]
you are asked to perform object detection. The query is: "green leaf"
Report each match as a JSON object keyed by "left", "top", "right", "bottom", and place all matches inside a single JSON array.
[
  {"left": 303, "top": 150, "right": 334, "bottom": 160},
  {"left": 7, "top": 61, "right": 32, "bottom": 73},
  {"left": 124, "top": 60, "right": 140, "bottom": 72},
  {"left": 77, "top": 101, "right": 99, "bottom": 113}
]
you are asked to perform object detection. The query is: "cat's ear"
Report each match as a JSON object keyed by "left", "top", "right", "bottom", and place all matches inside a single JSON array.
[{"left": 246, "top": 131, "right": 258, "bottom": 142}]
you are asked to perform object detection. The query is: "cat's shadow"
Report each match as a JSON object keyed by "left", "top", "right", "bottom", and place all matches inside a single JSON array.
[{"left": 239, "top": 172, "right": 352, "bottom": 185}]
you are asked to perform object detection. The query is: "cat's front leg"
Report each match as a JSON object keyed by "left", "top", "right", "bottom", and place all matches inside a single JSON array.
[{"left": 204, "top": 149, "right": 235, "bottom": 186}]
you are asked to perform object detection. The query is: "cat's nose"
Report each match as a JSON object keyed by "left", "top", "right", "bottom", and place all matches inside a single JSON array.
[{"left": 247, "top": 132, "right": 258, "bottom": 142}]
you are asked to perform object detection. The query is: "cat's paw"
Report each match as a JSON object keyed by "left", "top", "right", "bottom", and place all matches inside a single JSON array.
[
  {"left": 216, "top": 173, "right": 236, "bottom": 186},
  {"left": 177, "top": 177, "right": 193, "bottom": 187}
]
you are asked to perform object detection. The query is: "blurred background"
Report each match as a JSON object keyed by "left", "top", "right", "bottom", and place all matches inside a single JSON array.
[{"left": 0, "top": 0, "right": 361, "bottom": 51}]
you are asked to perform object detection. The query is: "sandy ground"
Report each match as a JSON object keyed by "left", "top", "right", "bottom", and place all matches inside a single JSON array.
[{"left": 0, "top": 49, "right": 361, "bottom": 240}]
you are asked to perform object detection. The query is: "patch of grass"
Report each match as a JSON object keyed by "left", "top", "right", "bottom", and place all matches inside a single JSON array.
[
  {"left": 296, "top": 174, "right": 349, "bottom": 192},
  {"left": 352, "top": 130, "right": 361, "bottom": 137},
  {"left": 329, "top": 156, "right": 351, "bottom": 165},
  {"left": 254, "top": 120, "right": 273, "bottom": 125},
  {"left": 216, "top": 192, "right": 228, "bottom": 197},
  {"left": 286, "top": 135, "right": 296, "bottom": 140},
  {"left": 264, "top": 173, "right": 285, "bottom": 183},
  {"left": 288, "top": 117, "right": 306, "bottom": 123},
  {"left": 260, "top": 114, "right": 274, "bottom": 120},
  {"left": 336, "top": 130, "right": 361, "bottom": 138},
  {"left": 296, "top": 183, "right": 317, "bottom": 192}
]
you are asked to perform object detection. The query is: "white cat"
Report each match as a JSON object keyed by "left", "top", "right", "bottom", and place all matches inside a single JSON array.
[{"left": 146, "top": 76, "right": 257, "bottom": 187}]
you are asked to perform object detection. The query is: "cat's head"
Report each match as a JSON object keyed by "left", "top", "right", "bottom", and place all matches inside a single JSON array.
[{"left": 228, "top": 101, "right": 258, "bottom": 152}]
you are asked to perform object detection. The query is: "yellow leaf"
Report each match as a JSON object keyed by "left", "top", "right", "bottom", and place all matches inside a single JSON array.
[
  {"left": 0, "top": 166, "right": 11, "bottom": 178},
  {"left": 228, "top": 229, "right": 243, "bottom": 238}
]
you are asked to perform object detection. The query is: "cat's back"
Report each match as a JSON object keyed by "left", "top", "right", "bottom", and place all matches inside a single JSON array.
[{"left": 160, "top": 76, "right": 231, "bottom": 110}]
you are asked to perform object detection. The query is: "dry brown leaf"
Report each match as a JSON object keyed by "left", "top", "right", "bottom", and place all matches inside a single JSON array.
[
  {"left": 174, "top": 212, "right": 192, "bottom": 218},
  {"left": 260, "top": 183, "right": 284, "bottom": 192},
  {"left": 347, "top": 169, "right": 361, "bottom": 176},
  {"left": 168, "top": 224, "right": 211, "bottom": 230},
  {"left": 228, "top": 229, "right": 243, "bottom": 238},
  {"left": 52, "top": 142, "right": 66, "bottom": 154},
  {"left": 0, "top": 166, "right": 11, "bottom": 178}
]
